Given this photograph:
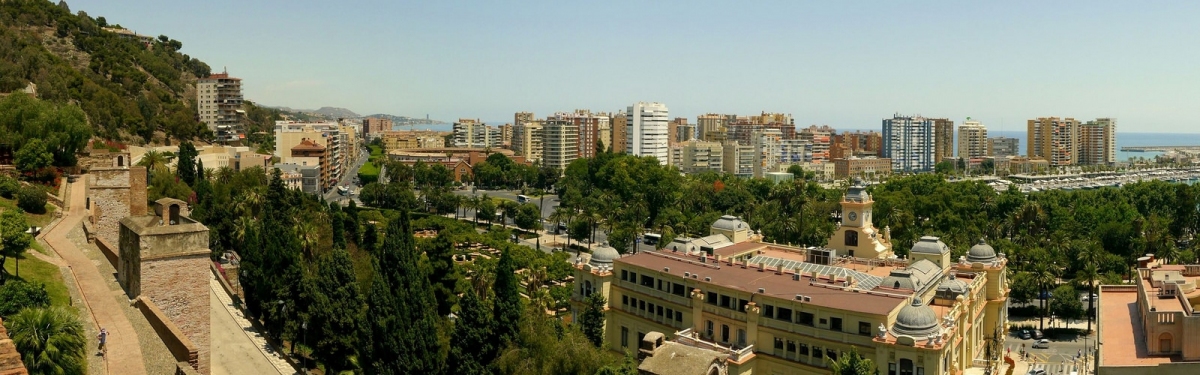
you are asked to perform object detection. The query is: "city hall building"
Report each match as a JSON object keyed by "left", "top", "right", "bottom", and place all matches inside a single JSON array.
[{"left": 572, "top": 184, "right": 1009, "bottom": 375}]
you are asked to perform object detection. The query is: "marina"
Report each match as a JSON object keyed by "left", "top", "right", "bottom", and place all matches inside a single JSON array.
[{"left": 985, "top": 167, "right": 1200, "bottom": 193}]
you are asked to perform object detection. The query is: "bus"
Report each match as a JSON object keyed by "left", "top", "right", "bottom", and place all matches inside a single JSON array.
[
  {"left": 643, "top": 233, "right": 662, "bottom": 246},
  {"left": 517, "top": 195, "right": 530, "bottom": 203}
]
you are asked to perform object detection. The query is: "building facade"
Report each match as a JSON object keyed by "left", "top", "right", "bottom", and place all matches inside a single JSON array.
[
  {"left": 572, "top": 188, "right": 1009, "bottom": 375},
  {"left": 957, "top": 120, "right": 989, "bottom": 159},
  {"left": 611, "top": 112, "right": 628, "bottom": 154},
  {"left": 933, "top": 118, "right": 955, "bottom": 164},
  {"left": 882, "top": 115, "right": 936, "bottom": 173},
  {"left": 1027, "top": 117, "right": 1080, "bottom": 166},
  {"left": 1080, "top": 118, "right": 1117, "bottom": 166},
  {"left": 698, "top": 114, "right": 729, "bottom": 142},
  {"left": 722, "top": 142, "right": 755, "bottom": 178},
  {"left": 1097, "top": 257, "right": 1200, "bottom": 374},
  {"left": 196, "top": 72, "right": 244, "bottom": 133},
  {"left": 543, "top": 118, "right": 579, "bottom": 171},
  {"left": 670, "top": 141, "right": 725, "bottom": 175},
  {"left": 987, "top": 137, "right": 1020, "bottom": 158},
  {"left": 834, "top": 157, "right": 893, "bottom": 180},
  {"left": 513, "top": 121, "right": 544, "bottom": 163},
  {"left": 799, "top": 125, "right": 834, "bottom": 163},
  {"left": 627, "top": 102, "right": 670, "bottom": 165},
  {"left": 363, "top": 117, "right": 393, "bottom": 139}
]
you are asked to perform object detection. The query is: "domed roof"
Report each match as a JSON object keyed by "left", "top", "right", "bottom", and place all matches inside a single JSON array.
[
  {"left": 937, "top": 274, "right": 969, "bottom": 296},
  {"left": 711, "top": 215, "right": 749, "bottom": 232},
  {"left": 892, "top": 298, "right": 941, "bottom": 337},
  {"left": 845, "top": 183, "right": 870, "bottom": 202},
  {"left": 967, "top": 239, "right": 997, "bottom": 263},
  {"left": 911, "top": 236, "right": 949, "bottom": 255},
  {"left": 588, "top": 243, "right": 620, "bottom": 269}
]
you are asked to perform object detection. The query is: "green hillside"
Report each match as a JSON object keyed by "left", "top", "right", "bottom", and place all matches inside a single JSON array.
[{"left": 0, "top": 0, "right": 282, "bottom": 145}]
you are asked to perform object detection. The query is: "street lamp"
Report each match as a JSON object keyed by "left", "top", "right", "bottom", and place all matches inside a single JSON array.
[{"left": 302, "top": 321, "right": 308, "bottom": 374}]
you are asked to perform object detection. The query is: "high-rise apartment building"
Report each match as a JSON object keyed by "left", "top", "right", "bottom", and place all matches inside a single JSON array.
[
  {"left": 597, "top": 115, "right": 612, "bottom": 153},
  {"left": 669, "top": 141, "right": 724, "bottom": 174},
  {"left": 557, "top": 110, "right": 602, "bottom": 159},
  {"left": 626, "top": 102, "right": 670, "bottom": 165},
  {"left": 1079, "top": 118, "right": 1117, "bottom": 165},
  {"left": 611, "top": 112, "right": 628, "bottom": 154},
  {"left": 668, "top": 117, "right": 696, "bottom": 146},
  {"left": 697, "top": 114, "right": 728, "bottom": 142},
  {"left": 514, "top": 111, "right": 535, "bottom": 126},
  {"left": 987, "top": 137, "right": 1020, "bottom": 158},
  {"left": 882, "top": 115, "right": 936, "bottom": 172},
  {"left": 752, "top": 129, "right": 783, "bottom": 178},
  {"left": 197, "top": 72, "right": 244, "bottom": 133},
  {"left": 932, "top": 118, "right": 955, "bottom": 163},
  {"left": 1027, "top": 117, "right": 1079, "bottom": 166},
  {"left": 831, "top": 131, "right": 883, "bottom": 160},
  {"left": 957, "top": 120, "right": 988, "bottom": 159},
  {"left": 512, "top": 121, "right": 544, "bottom": 162},
  {"left": 452, "top": 118, "right": 501, "bottom": 148},
  {"left": 499, "top": 124, "right": 513, "bottom": 147},
  {"left": 799, "top": 125, "right": 834, "bottom": 163},
  {"left": 362, "top": 117, "right": 393, "bottom": 139},
  {"left": 542, "top": 118, "right": 579, "bottom": 171},
  {"left": 722, "top": 142, "right": 755, "bottom": 177}
]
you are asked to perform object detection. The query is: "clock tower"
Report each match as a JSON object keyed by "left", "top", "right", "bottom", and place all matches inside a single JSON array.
[{"left": 828, "top": 183, "right": 893, "bottom": 259}]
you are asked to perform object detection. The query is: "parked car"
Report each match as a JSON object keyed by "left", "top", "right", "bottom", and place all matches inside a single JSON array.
[
  {"left": 1019, "top": 330, "right": 1031, "bottom": 340},
  {"left": 1033, "top": 330, "right": 1044, "bottom": 339},
  {"left": 1032, "top": 339, "right": 1051, "bottom": 349}
]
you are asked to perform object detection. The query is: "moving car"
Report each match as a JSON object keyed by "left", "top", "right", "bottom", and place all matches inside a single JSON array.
[
  {"left": 1019, "top": 330, "right": 1031, "bottom": 340},
  {"left": 1033, "top": 330, "right": 1043, "bottom": 340},
  {"left": 1032, "top": 339, "right": 1051, "bottom": 349}
]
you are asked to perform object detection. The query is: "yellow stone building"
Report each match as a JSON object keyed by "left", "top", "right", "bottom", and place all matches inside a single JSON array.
[{"left": 572, "top": 184, "right": 1009, "bottom": 375}]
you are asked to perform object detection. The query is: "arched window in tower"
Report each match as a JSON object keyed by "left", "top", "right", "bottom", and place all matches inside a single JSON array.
[{"left": 845, "top": 230, "right": 859, "bottom": 247}]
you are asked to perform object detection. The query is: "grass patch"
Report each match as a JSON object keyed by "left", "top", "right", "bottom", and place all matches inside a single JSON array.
[
  {"left": 0, "top": 197, "right": 56, "bottom": 227},
  {"left": 4, "top": 254, "right": 70, "bottom": 308},
  {"left": 358, "top": 162, "right": 381, "bottom": 185},
  {"left": 369, "top": 145, "right": 383, "bottom": 162}
]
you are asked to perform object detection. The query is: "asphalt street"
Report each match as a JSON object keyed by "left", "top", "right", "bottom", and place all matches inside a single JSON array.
[
  {"left": 324, "top": 147, "right": 371, "bottom": 204},
  {"left": 1005, "top": 328, "right": 1096, "bottom": 373}
]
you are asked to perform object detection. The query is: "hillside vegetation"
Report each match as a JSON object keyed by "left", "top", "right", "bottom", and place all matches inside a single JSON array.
[{"left": 0, "top": 0, "right": 283, "bottom": 145}]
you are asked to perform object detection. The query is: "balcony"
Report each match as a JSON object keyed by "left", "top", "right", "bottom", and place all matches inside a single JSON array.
[{"left": 673, "top": 328, "right": 755, "bottom": 363}]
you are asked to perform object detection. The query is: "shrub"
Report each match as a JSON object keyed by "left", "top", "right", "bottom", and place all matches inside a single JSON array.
[
  {"left": 16, "top": 185, "right": 47, "bottom": 214},
  {"left": 0, "top": 281, "right": 51, "bottom": 318},
  {"left": 0, "top": 176, "right": 18, "bottom": 199}
]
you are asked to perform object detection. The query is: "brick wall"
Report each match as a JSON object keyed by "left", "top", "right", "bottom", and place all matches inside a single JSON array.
[
  {"left": 135, "top": 297, "right": 199, "bottom": 371},
  {"left": 142, "top": 255, "right": 211, "bottom": 375}
]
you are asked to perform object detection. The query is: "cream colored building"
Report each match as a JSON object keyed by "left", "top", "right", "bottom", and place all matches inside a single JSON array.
[
  {"left": 670, "top": 141, "right": 724, "bottom": 175},
  {"left": 957, "top": 120, "right": 988, "bottom": 159},
  {"left": 543, "top": 118, "right": 579, "bottom": 171},
  {"left": 573, "top": 185, "right": 1010, "bottom": 375},
  {"left": 1096, "top": 257, "right": 1200, "bottom": 375},
  {"left": 513, "top": 121, "right": 544, "bottom": 164},
  {"left": 1080, "top": 118, "right": 1117, "bottom": 166},
  {"left": 1027, "top": 117, "right": 1080, "bottom": 166}
]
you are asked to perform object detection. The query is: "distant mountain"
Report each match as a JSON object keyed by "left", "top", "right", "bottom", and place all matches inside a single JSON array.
[
  {"left": 262, "top": 105, "right": 360, "bottom": 120},
  {"left": 363, "top": 113, "right": 448, "bottom": 126}
]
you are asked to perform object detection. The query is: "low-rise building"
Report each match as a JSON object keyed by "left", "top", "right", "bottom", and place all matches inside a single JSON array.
[
  {"left": 722, "top": 142, "right": 755, "bottom": 178},
  {"left": 670, "top": 141, "right": 725, "bottom": 175},
  {"left": 1097, "top": 256, "right": 1200, "bottom": 374},
  {"left": 834, "top": 157, "right": 893, "bottom": 180}
]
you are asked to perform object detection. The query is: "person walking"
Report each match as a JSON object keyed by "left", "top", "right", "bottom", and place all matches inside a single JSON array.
[{"left": 97, "top": 327, "right": 108, "bottom": 356}]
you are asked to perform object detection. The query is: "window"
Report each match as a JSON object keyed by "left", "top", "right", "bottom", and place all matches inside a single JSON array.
[
  {"left": 621, "top": 270, "right": 628, "bottom": 281},
  {"left": 639, "top": 300, "right": 645, "bottom": 311},
  {"left": 657, "top": 279, "right": 662, "bottom": 290},
  {"left": 798, "top": 312, "right": 815, "bottom": 326},
  {"left": 845, "top": 231, "right": 859, "bottom": 246},
  {"left": 672, "top": 283, "right": 686, "bottom": 296},
  {"left": 706, "top": 321, "right": 714, "bottom": 338},
  {"left": 813, "top": 346, "right": 823, "bottom": 359},
  {"left": 776, "top": 308, "right": 793, "bottom": 322},
  {"left": 916, "top": 368, "right": 924, "bottom": 375},
  {"left": 819, "top": 318, "right": 828, "bottom": 325},
  {"left": 831, "top": 317, "right": 843, "bottom": 331},
  {"left": 774, "top": 338, "right": 784, "bottom": 350},
  {"left": 859, "top": 322, "right": 872, "bottom": 336},
  {"left": 666, "top": 307, "right": 673, "bottom": 319},
  {"left": 721, "top": 325, "right": 730, "bottom": 343},
  {"left": 889, "top": 363, "right": 897, "bottom": 375},
  {"left": 827, "top": 349, "right": 837, "bottom": 361},
  {"left": 720, "top": 295, "right": 732, "bottom": 309},
  {"left": 637, "top": 332, "right": 644, "bottom": 345},
  {"left": 622, "top": 295, "right": 629, "bottom": 306},
  {"left": 621, "top": 327, "right": 629, "bottom": 348},
  {"left": 707, "top": 292, "right": 718, "bottom": 305},
  {"left": 641, "top": 275, "right": 654, "bottom": 287},
  {"left": 799, "top": 343, "right": 809, "bottom": 356},
  {"left": 656, "top": 305, "right": 663, "bottom": 317},
  {"left": 737, "top": 329, "right": 746, "bottom": 345},
  {"left": 786, "top": 340, "right": 796, "bottom": 353},
  {"left": 900, "top": 359, "right": 914, "bottom": 375},
  {"left": 648, "top": 302, "right": 655, "bottom": 313},
  {"left": 765, "top": 305, "right": 775, "bottom": 318},
  {"left": 739, "top": 299, "right": 748, "bottom": 312},
  {"left": 630, "top": 272, "right": 638, "bottom": 283},
  {"left": 675, "top": 311, "right": 683, "bottom": 322}
]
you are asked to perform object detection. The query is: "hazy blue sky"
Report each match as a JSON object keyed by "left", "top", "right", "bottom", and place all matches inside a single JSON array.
[{"left": 71, "top": 1, "right": 1200, "bottom": 132}]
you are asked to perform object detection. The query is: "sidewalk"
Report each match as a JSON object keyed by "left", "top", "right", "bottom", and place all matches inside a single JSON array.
[
  {"left": 41, "top": 178, "right": 147, "bottom": 375},
  {"left": 209, "top": 275, "right": 295, "bottom": 375}
]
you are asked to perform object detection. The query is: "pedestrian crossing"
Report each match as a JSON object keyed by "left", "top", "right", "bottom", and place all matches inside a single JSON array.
[{"left": 1026, "top": 362, "right": 1082, "bottom": 374}]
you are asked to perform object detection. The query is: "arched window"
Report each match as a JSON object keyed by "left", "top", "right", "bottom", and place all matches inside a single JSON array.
[
  {"left": 845, "top": 231, "right": 859, "bottom": 247},
  {"left": 900, "top": 358, "right": 914, "bottom": 375},
  {"left": 116, "top": 155, "right": 125, "bottom": 167},
  {"left": 1160, "top": 332, "right": 1174, "bottom": 352}
]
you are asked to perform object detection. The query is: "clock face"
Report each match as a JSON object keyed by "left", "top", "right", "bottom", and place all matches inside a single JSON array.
[{"left": 848, "top": 211, "right": 857, "bottom": 221}]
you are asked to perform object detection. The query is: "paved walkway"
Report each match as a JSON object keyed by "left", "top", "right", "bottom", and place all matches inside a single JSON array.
[
  {"left": 209, "top": 275, "right": 294, "bottom": 375},
  {"left": 41, "top": 178, "right": 147, "bottom": 375}
]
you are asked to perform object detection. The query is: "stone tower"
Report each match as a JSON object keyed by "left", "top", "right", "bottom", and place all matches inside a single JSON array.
[
  {"left": 88, "top": 152, "right": 147, "bottom": 245},
  {"left": 827, "top": 183, "right": 893, "bottom": 259},
  {"left": 118, "top": 198, "right": 210, "bottom": 374}
]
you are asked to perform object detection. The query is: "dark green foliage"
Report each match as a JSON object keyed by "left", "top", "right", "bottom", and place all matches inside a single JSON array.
[
  {"left": 308, "top": 248, "right": 364, "bottom": 374},
  {"left": 16, "top": 185, "right": 46, "bottom": 214},
  {"left": 569, "top": 220, "right": 591, "bottom": 244},
  {"left": 1050, "top": 284, "right": 1084, "bottom": 321},
  {"left": 0, "top": 94, "right": 90, "bottom": 168},
  {"left": 14, "top": 138, "right": 52, "bottom": 173},
  {"left": 828, "top": 347, "right": 876, "bottom": 375},
  {"left": 514, "top": 203, "right": 541, "bottom": 232},
  {"left": 0, "top": 280, "right": 50, "bottom": 318},
  {"left": 177, "top": 141, "right": 198, "bottom": 186},
  {"left": 473, "top": 153, "right": 537, "bottom": 190},
  {"left": 449, "top": 287, "right": 495, "bottom": 375},
  {"left": 363, "top": 211, "right": 444, "bottom": 374},
  {"left": 361, "top": 222, "right": 378, "bottom": 253},
  {"left": 493, "top": 248, "right": 523, "bottom": 344},
  {"left": 0, "top": 175, "right": 18, "bottom": 198},
  {"left": 4, "top": 307, "right": 86, "bottom": 375},
  {"left": 425, "top": 234, "right": 460, "bottom": 316},
  {"left": 580, "top": 293, "right": 606, "bottom": 347}
]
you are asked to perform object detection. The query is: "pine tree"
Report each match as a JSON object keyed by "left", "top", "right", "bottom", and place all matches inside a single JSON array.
[
  {"left": 492, "top": 248, "right": 523, "bottom": 344},
  {"left": 309, "top": 247, "right": 364, "bottom": 373},
  {"left": 362, "top": 222, "right": 378, "bottom": 254},
  {"left": 449, "top": 287, "right": 495, "bottom": 375},
  {"left": 363, "top": 211, "right": 444, "bottom": 374},
  {"left": 580, "top": 292, "right": 606, "bottom": 347}
]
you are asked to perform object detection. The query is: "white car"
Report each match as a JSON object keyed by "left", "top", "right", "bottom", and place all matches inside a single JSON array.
[{"left": 1032, "top": 339, "right": 1050, "bottom": 349}]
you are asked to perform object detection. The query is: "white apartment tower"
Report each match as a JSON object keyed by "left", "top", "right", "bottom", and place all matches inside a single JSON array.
[
  {"left": 626, "top": 102, "right": 670, "bottom": 165},
  {"left": 197, "top": 72, "right": 244, "bottom": 133},
  {"left": 957, "top": 119, "right": 989, "bottom": 159},
  {"left": 881, "top": 115, "right": 936, "bottom": 172},
  {"left": 543, "top": 117, "right": 580, "bottom": 171}
]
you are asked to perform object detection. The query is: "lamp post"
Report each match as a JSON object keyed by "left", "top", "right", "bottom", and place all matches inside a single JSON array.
[{"left": 302, "top": 320, "right": 308, "bottom": 374}]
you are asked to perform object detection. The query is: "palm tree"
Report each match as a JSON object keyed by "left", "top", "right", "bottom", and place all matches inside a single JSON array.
[
  {"left": 5, "top": 307, "right": 86, "bottom": 375},
  {"left": 137, "top": 149, "right": 169, "bottom": 172},
  {"left": 233, "top": 216, "right": 255, "bottom": 248},
  {"left": 1032, "top": 259, "right": 1057, "bottom": 331},
  {"left": 1076, "top": 241, "right": 1103, "bottom": 333},
  {"left": 237, "top": 190, "right": 264, "bottom": 217},
  {"left": 294, "top": 220, "right": 320, "bottom": 260},
  {"left": 828, "top": 347, "right": 875, "bottom": 375}
]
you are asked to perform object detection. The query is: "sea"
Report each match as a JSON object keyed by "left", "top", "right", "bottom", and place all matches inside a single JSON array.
[{"left": 398, "top": 122, "right": 1200, "bottom": 163}]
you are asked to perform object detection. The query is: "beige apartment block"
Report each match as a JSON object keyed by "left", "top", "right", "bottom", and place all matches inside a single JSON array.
[{"left": 957, "top": 120, "right": 989, "bottom": 159}]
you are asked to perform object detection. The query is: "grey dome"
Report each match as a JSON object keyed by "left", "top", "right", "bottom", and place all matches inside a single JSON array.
[
  {"left": 911, "top": 236, "right": 949, "bottom": 255},
  {"left": 589, "top": 243, "right": 620, "bottom": 269},
  {"left": 892, "top": 298, "right": 940, "bottom": 337},
  {"left": 845, "top": 184, "right": 870, "bottom": 202},
  {"left": 937, "top": 274, "right": 968, "bottom": 297},
  {"left": 711, "top": 215, "right": 749, "bottom": 232},
  {"left": 967, "top": 239, "right": 997, "bottom": 263}
]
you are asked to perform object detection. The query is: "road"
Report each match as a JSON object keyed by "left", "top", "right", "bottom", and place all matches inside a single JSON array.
[
  {"left": 1005, "top": 329, "right": 1096, "bottom": 374},
  {"left": 210, "top": 286, "right": 284, "bottom": 375},
  {"left": 324, "top": 147, "right": 371, "bottom": 204},
  {"left": 450, "top": 189, "right": 615, "bottom": 246}
]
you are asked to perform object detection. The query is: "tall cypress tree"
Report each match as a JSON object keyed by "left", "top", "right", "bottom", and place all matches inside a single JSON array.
[
  {"left": 177, "top": 141, "right": 197, "bottom": 185},
  {"left": 361, "top": 222, "right": 378, "bottom": 254},
  {"left": 309, "top": 247, "right": 364, "bottom": 373},
  {"left": 329, "top": 203, "right": 345, "bottom": 249},
  {"left": 426, "top": 234, "right": 460, "bottom": 316},
  {"left": 492, "top": 248, "right": 523, "bottom": 344},
  {"left": 363, "top": 211, "right": 443, "bottom": 374},
  {"left": 581, "top": 293, "right": 607, "bottom": 347},
  {"left": 449, "top": 286, "right": 495, "bottom": 375}
]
